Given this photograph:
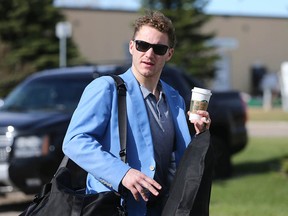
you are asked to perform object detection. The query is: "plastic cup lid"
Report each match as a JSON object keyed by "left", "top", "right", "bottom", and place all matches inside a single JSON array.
[{"left": 192, "top": 87, "right": 212, "bottom": 95}]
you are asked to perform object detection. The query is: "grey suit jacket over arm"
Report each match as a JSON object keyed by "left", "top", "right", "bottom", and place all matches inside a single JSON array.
[{"left": 161, "top": 130, "right": 214, "bottom": 216}]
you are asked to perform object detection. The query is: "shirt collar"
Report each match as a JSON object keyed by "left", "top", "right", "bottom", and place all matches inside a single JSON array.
[{"left": 140, "top": 82, "right": 164, "bottom": 99}]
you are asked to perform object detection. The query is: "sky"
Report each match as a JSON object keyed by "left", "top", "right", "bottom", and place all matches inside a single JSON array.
[
  {"left": 205, "top": 0, "right": 288, "bottom": 17},
  {"left": 54, "top": 0, "right": 288, "bottom": 18}
]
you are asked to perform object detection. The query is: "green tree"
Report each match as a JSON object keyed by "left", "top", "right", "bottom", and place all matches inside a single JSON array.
[
  {"left": 140, "top": 0, "right": 218, "bottom": 79},
  {"left": 0, "top": 0, "right": 83, "bottom": 97}
]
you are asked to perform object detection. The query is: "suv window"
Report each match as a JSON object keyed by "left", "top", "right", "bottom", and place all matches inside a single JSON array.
[{"left": 1, "top": 76, "right": 91, "bottom": 113}]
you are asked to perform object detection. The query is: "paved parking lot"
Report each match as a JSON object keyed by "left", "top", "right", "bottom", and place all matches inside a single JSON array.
[
  {"left": 247, "top": 121, "right": 288, "bottom": 137},
  {"left": 0, "top": 191, "right": 33, "bottom": 215}
]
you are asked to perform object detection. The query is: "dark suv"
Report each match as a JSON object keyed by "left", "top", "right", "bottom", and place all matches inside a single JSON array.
[{"left": 0, "top": 64, "right": 247, "bottom": 194}]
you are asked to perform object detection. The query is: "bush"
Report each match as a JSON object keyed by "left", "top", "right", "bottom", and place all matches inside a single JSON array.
[{"left": 281, "top": 157, "right": 288, "bottom": 176}]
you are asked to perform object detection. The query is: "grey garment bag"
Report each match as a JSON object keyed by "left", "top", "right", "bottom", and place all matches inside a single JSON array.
[{"left": 161, "top": 130, "right": 214, "bottom": 216}]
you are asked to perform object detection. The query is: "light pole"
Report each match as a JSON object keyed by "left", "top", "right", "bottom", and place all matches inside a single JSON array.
[{"left": 56, "top": 22, "right": 72, "bottom": 67}]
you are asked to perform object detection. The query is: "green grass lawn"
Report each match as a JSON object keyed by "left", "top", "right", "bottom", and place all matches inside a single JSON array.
[{"left": 210, "top": 137, "right": 288, "bottom": 216}]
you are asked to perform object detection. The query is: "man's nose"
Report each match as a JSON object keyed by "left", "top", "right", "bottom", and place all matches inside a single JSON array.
[{"left": 145, "top": 47, "right": 155, "bottom": 56}]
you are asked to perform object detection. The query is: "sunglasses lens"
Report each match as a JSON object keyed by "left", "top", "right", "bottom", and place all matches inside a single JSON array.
[
  {"left": 135, "top": 40, "right": 169, "bottom": 56},
  {"left": 153, "top": 45, "right": 168, "bottom": 55},
  {"left": 135, "top": 40, "right": 150, "bottom": 52}
]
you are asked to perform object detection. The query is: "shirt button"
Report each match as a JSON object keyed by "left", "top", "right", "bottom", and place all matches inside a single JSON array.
[{"left": 149, "top": 165, "right": 155, "bottom": 171}]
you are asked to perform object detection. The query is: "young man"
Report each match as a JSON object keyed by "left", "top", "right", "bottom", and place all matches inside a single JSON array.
[{"left": 63, "top": 10, "right": 211, "bottom": 215}]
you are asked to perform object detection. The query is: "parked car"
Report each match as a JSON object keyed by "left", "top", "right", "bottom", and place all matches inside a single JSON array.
[{"left": 0, "top": 64, "right": 248, "bottom": 194}]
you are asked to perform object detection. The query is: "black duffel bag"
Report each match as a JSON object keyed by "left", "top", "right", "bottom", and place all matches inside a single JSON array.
[{"left": 20, "top": 156, "right": 126, "bottom": 216}]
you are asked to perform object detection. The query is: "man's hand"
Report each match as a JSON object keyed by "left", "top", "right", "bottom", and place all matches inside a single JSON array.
[
  {"left": 121, "top": 168, "right": 162, "bottom": 202},
  {"left": 188, "top": 110, "right": 211, "bottom": 134}
]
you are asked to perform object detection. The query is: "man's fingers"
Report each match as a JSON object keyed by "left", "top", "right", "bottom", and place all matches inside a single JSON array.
[
  {"left": 121, "top": 169, "right": 162, "bottom": 202},
  {"left": 136, "top": 184, "right": 149, "bottom": 201},
  {"left": 141, "top": 177, "right": 161, "bottom": 196},
  {"left": 143, "top": 176, "right": 162, "bottom": 190},
  {"left": 129, "top": 185, "right": 140, "bottom": 201}
]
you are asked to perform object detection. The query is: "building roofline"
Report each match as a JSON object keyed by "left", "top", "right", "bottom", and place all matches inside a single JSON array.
[{"left": 205, "top": 12, "right": 288, "bottom": 20}]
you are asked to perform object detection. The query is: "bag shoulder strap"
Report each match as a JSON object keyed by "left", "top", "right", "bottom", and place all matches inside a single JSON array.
[
  {"left": 110, "top": 75, "right": 127, "bottom": 163},
  {"left": 58, "top": 75, "right": 127, "bottom": 171}
]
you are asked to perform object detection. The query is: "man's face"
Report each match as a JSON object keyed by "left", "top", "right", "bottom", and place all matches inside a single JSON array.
[{"left": 129, "top": 25, "right": 174, "bottom": 81}]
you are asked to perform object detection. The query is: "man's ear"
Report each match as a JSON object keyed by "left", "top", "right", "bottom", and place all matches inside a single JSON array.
[
  {"left": 166, "top": 48, "right": 174, "bottom": 62},
  {"left": 129, "top": 40, "right": 134, "bottom": 55}
]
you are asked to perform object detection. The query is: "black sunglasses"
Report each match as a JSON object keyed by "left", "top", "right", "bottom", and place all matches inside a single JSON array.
[{"left": 134, "top": 40, "right": 169, "bottom": 56}]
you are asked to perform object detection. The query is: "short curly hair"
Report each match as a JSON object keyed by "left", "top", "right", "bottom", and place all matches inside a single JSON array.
[{"left": 132, "top": 10, "right": 176, "bottom": 48}]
